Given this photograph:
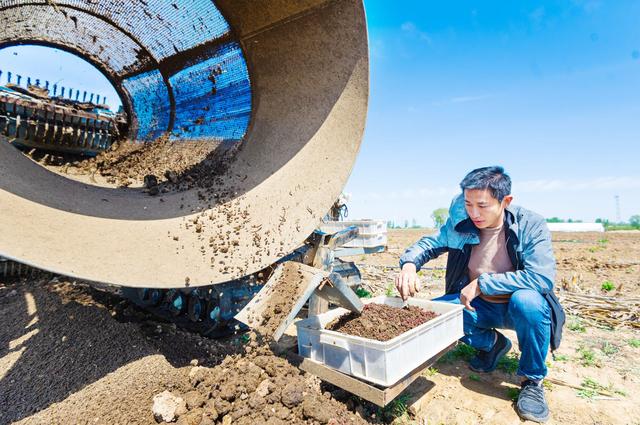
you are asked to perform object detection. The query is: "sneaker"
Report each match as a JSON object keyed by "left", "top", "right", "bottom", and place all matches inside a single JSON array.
[
  {"left": 516, "top": 379, "right": 549, "bottom": 423},
  {"left": 469, "top": 331, "right": 512, "bottom": 373}
]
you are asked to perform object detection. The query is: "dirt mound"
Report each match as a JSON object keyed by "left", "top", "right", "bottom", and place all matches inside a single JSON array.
[
  {"left": 169, "top": 333, "right": 368, "bottom": 425},
  {"left": 327, "top": 303, "right": 438, "bottom": 341}
]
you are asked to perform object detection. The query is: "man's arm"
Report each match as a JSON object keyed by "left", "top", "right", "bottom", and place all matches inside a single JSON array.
[
  {"left": 396, "top": 217, "right": 452, "bottom": 300},
  {"left": 399, "top": 218, "right": 451, "bottom": 271},
  {"left": 478, "top": 217, "right": 555, "bottom": 295}
]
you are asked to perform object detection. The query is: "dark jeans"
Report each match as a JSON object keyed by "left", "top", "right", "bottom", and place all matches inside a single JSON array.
[{"left": 434, "top": 289, "right": 551, "bottom": 381}]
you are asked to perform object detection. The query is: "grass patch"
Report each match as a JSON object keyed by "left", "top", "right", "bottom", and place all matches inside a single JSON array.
[
  {"left": 355, "top": 287, "right": 372, "bottom": 298},
  {"left": 379, "top": 393, "right": 411, "bottom": 423},
  {"left": 577, "top": 346, "right": 600, "bottom": 367},
  {"left": 438, "top": 343, "right": 477, "bottom": 364},
  {"left": 425, "top": 367, "right": 438, "bottom": 377},
  {"left": 600, "top": 341, "right": 619, "bottom": 356},
  {"left": 628, "top": 338, "right": 640, "bottom": 348},
  {"left": 553, "top": 354, "right": 570, "bottom": 362},
  {"left": 497, "top": 352, "right": 520, "bottom": 374},
  {"left": 506, "top": 387, "right": 520, "bottom": 402},
  {"left": 468, "top": 374, "right": 481, "bottom": 382},
  {"left": 601, "top": 281, "right": 615, "bottom": 292},
  {"left": 568, "top": 316, "right": 587, "bottom": 333}
]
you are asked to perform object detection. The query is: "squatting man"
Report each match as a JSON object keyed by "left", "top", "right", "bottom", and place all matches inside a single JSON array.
[{"left": 395, "top": 166, "right": 564, "bottom": 423}]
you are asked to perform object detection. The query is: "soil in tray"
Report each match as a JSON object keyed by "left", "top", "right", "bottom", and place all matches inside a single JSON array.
[{"left": 326, "top": 303, "right": 438, "bottom": 341}]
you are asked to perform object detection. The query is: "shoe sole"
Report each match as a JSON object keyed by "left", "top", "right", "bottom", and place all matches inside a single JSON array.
[
  {"left": 517, "top": 409, "right": 549, "bottom": 423},
  {"left": 468, "top": 337, "right": 512, "bottom": 373}
]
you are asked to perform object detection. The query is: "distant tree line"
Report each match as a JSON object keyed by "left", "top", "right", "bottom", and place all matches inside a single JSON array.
[{"left": 545, "top": 215, "right": 640, "bottom": 230}]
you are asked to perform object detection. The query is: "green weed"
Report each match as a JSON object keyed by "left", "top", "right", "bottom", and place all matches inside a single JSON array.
[
  {"left": 506, "top": 387, "right": 520, "bottom": 401},
  {"left": 553, "top": 354, "right": 569, "bottom": 362},
  {"left": 425, "top": 367, "right": 439, "bottom": 377},
  {"left": 438, "top": 343, "right": 477, "bottom": 363},
  {"left": 568, "top": 317, "right": 587, "bottom": 333},
  {"left": 601, "top": 341, "right": 619, "bottom": 356},
  {"left": 468, "top": 374, "right": 481, "bottom": 382},
  {"left": 598, "top": 238, "right": 609, "bottom": 244},
  {"left": 628, "top": 338, "right": 640, "bottom": 348},
  {"left": 577, "top": 346, "right": 599, "bottom": 367},
  {"left": 601, "top": 281, "right": 615, "bottom": 292},
  {"left": 355, "top": 287, "right": 372, "bottom": 298},
  {"left": 497, "top": 352, "right": 520, "bottom": 374},
  {"left": 380, "top": 393, "right": 411, "bottom": 422},
  {"left": 542, "top": 380, "right": 553, "bottom": 391}
]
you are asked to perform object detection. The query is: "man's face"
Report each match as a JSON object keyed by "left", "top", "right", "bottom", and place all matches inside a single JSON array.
[{"left": 464, "top": 189, "right": 513, "bottom": 229}]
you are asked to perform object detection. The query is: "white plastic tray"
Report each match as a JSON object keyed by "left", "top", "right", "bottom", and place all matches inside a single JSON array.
[{"left": 296, "top": 296, "right": 464, "bottom": 387}]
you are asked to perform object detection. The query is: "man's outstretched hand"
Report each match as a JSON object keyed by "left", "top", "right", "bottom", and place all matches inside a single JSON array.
[
  {"left": 395, "top": 263, "right": 421, "bottom": 301},
  {"left": 460, "top": 278, "right": 481, "bottom": 311}
]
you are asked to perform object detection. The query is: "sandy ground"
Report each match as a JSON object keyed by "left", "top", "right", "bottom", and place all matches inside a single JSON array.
[{"left": 1, "top": 230, "right": 639, "bottom": 424}]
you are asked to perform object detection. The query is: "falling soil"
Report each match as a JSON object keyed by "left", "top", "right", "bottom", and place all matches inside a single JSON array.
[
  {"left": 240, "top": 262, "right": 319, "bottom": 337},
  {"left": 327, "top": 303, "right": 438, "bottom": 341}
]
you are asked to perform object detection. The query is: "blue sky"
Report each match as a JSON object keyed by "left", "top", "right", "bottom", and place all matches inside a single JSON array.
[
  {"left": 0, "top": 46, "right": 122, "bottom": 112},
  {"left": 0, "top": 1, "right": 638, "bottom": 225},
  {"left": 345, "top": 0, "right": 640, "bottom": 225}
]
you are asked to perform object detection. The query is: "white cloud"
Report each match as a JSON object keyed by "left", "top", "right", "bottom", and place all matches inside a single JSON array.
[
  {"left": 516, "top": 176, "right": 640, "bottom": 193},
  {"left": 431, "top": 94, "right": 493, "bottom": 106},
  {"left": 400, "top": 21, "right": 432, "bottom": 44}
]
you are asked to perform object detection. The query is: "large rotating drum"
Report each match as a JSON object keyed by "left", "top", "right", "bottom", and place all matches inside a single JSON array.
[{"left": 0, "top": 0, "right": 369, "bottom": 288}]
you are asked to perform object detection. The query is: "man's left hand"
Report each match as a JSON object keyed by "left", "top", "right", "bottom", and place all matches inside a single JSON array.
[{"left": 460, "top": 278, "right": 481, "bottom": 311}]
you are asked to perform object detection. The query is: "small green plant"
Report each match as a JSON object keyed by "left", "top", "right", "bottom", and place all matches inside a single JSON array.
[
  {"left": 553, "top": 354, "right": 569, "bottom": 362},
  {"left": 438, "top": 343, "right": 477, "bottom": 363},
  {"left": 577, "top": 346, "right": 599, "bottom": 367},
  {"left": 568, "top": 317, "right": 587, "bottom": 333},
  {"left": 601, "top": 341, "right": 619, "bottom": 356},
  {"left": 628, "top": 338, "right": 640, "bottom": 348},
  {"left": 385, "top": 283, "right": 395, "bottom": 297},
  {"left": 598, "top": 238, "right": 609, "bottom": 244},
  {"left": 240, "top": 333, "right": 250, "bottom": 344},
  {"left": 497, "top": 352, "right": 520, "bottom": 374},
  {"left": 425, "top": 367, "right": 439, "bottom": 377},
  {"left": 417, "top": 270, "right": 424, "bottom": 277},
  {"left": 506, "top": 387, "right": 520, "bottom": 401},
  {"left": 577, "top": 377, "right": 603, "bottom": 399},
  {"left": 601, "top": 281, "right": 615, "bottom": 292},
  {"left": 588, "top": 246, "right": 603, "bottom": 253},
  {"left": 380, "top": 393, "right": 411, "bottom": 422},
  {"left": 468, "top": 374, "right": 481, "bottom": 382},
  {"left": 542, "top": 380, "right": 553, "bottom": 391},
  {"left": 354, "top": 287, "right": 372, "bottom": 298}
]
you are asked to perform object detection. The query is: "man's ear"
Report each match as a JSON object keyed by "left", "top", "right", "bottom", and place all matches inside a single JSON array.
[{"left": 502, "top": 195, "right": 513, "bottom": 208}]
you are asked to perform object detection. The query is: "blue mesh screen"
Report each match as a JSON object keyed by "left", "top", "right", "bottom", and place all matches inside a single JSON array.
[
  {"left": 122, "top": 70, "right": 171, "bottom": 141},
  {"left": 169, "top": 42, "right": 251, "bottom": 142}
]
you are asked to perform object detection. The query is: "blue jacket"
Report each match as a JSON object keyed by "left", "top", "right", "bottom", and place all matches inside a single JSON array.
[{"left": 400, "top": 194, "right": 565, "bottom": 350}]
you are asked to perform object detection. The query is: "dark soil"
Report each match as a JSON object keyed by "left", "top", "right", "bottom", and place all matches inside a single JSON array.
[
  {"left": 175, "top": 333, "right": 368, "bottom": 425},
  {"left": 327, "top": 303, "right": 438, "bottom": 341},
  {"left": 65, "top": 137, "right": 232, "bottom": 191}
]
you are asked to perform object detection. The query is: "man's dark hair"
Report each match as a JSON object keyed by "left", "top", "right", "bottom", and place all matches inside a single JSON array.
[{"left": 460, "top": 166, "right": 511, "bottom": 201}]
